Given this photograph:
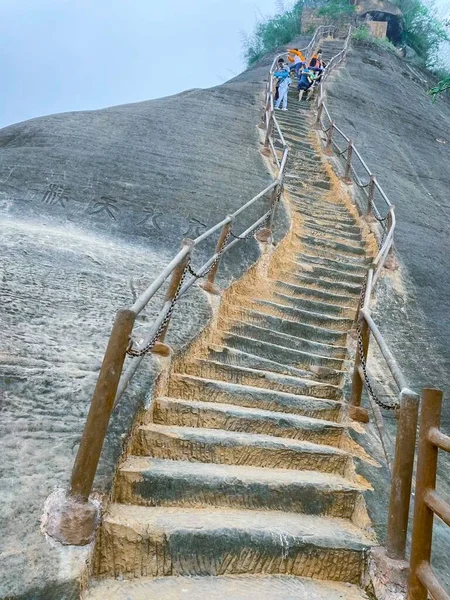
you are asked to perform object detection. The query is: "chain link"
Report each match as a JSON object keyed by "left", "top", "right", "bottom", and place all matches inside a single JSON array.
[
  {"left": 368, "top": 195, "right": 389, "bottom": 224},
  {"left": 357, "top": 323, "right": 399, "bottom": 411},
  {"left": 356, "top": 274, "right": 399, "bottom": 410},
  {"left": 187, "top": 229, "right": 231, "bottom": 279},
  {"left": 126, "top": 261, "right": 190, "bottom": 357},
  {"left": 229, "top": 207, "right": 274, "bottom": 241}
]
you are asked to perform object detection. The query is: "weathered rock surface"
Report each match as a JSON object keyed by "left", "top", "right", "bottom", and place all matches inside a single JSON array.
[{"left": 0, "top": 69, "right": 283, "bottom": 598}]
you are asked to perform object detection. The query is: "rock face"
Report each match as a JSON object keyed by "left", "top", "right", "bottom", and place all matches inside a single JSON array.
[
  {"left": 0, "top": 68, "right": 285, "bottom": 598},
  {"left": 326, "top": 41, "right": 450, "bottom": 586}
]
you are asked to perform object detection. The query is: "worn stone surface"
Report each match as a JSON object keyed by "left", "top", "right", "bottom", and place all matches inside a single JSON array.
[
  {"left": 95, "top": 504, "right": 372, "bottom": 582},
  {"left": 0, "top": 65, "right": 284, "bottom": 598},
  {"left": 326, "top": 41, "right": 450, "bottom": 586},
  {"left": 86, "top": 574, "right": 371, "bottom": 600},
  {"left": 115, "top": 457, "right": 362, "bottom": 517}
]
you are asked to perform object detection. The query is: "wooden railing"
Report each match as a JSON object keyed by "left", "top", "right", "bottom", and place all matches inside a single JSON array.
[{"left": 407, "top": 389, "right": 450, "bottom": 600}]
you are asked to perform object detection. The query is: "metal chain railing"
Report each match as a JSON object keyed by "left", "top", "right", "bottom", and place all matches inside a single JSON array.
[
  {"left": 229, "top": 213, "right": 270, "bottom": 240},
  {"left": 187, "top": 231, "right": 231, "bottom": 278},
  {"left": 356, "top": 324, "right": 400, "bottom": 411},
  {"left": 126, "top": 262, "right": 190, "bottom": 357}
]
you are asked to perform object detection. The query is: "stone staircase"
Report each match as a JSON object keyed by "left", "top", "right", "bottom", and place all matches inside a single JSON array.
[{"left": 84, "top": 41, "right": 376, "bottom": 600}]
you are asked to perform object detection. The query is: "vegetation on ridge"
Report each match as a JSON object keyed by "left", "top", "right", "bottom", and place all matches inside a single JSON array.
[
  {"left": 242, "top": 0, "right": 353, "bottom": 65},
  {"left": 242, "top": 0, "right": 448, "bottom": 69}
]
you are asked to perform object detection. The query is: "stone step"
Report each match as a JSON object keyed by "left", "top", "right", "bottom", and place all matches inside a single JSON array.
[
  {"left": 285, "top": 172, "right": 331, "bottom": 184},
  {"left": 291, "top": 202, "right": 357, "bottom": 224},
  {"left": 223, "top": 320, "right": 347, "bottom": 357},
  {"left": 221, "top": 333, "right": 345, "bottom": 373},
  {"left": 288, "top": 151, "right": 322, "bottom": 164},
  {"left": 85, "top": 575, "right": 371, "bottom": 600},
  {"left": 271, "top": 291, "right": 356, "bottom": 319},
  {"left": 115, "top": 458, "right": 362, "bottom": 517},
  {"left": 222, "top": 308, "right": 348, "bottom": 345},
  {"left": 302, "top": 215, "right": 362, "bottom": 235},
  {"left": 288, "top": 179, "right": 332, "bottom": 192},
  {"left": 167, "top": 375, "right": 343, "bottom": 421},
  {"left": 133, "top": 424, "right": 350, "bottom": 473},
  {"left": 296, "top": 216, "right": 359, "bottom": 236},
  {"left": 301, "top": 220, "right": 363, "bottom": 242},
  {"left": 84, "top": 575, "right": 369, "bottom": 600},
  {"left": 289, "top": 193, "right": 352, "bottom": 215},
  {"left": 300, "top": 235, "right": 366, "bottom": 258},
  {"left": 206, "top": 345, "right": 345, "bottom": 386},
  {"left": 251, "top": 299, "right": 354, "bottom": 331},
  {"left": 154, "top": 397, "right": 344, "bottom": 445},
  {"left": 178, "top": 358, "right": 343, "bottom": 400},
  {"left": 276, "top": 274, "right": 361, "bottom": 297},
  {"left": 95, "top": 505, "right": 372, "bottom": 581},
  {"left": 293, "top": 208, "right": 358, "bottom": 229},
  {"left": 295, "top": 253, "right": 368, "bottom": 274},
  {"left": 300, "top": 224, "right": 364, "bottom": 247},
  {"left": 292, "top": 255, "right": 367, "bottom": 278}
]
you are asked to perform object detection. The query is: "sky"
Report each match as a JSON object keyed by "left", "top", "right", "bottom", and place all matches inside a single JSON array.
[{"left": 0, "top": 0, "right": 280, "bottom": 129}]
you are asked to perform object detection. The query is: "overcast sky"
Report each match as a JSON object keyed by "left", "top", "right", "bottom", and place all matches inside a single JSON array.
[{"left": 0, "top": 0, "right": 280, "bottom": 129}]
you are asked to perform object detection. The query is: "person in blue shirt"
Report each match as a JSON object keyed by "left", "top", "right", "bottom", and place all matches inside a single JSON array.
[
  {"left": 274, "top": 68, "right": 291, "bottom": 111},
  {"left": 297, "top": 67, "right": 316, "bottom": 101}
]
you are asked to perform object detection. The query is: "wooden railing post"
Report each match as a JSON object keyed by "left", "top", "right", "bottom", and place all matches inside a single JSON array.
[
  {"left": 316, "top": 100, "right": 324, "bottom": 125},
  {"left": 70, "top": 308, "right": 136, "bottom": 502},
  {"left": 325, "top": 121, "right": 334, "bottom": 154},
  {"left": 263, "top": 110, "right": 274, "bottom": 152},
  {"left": 200, "top": 221, "right": 232, "bottom": 295},
  {"left": 344, "top": 139, "right": 353, "bottom": 183},
  {"left": 386, "top": 388, "right": 420, "bottom": 560},
  {"left": 349, "top": 314, "right": 369, "bottom": 422},
  {"left": 152, "top": 239, "right": 193, "bottom": 354},
  {"left": 407, "top": 388, "right": 443, "bottom": 600},
  {"left": 267, "top": 185, "right": 279, "bottom": 231},
  {"left": 367, "top": 174, "right": 376, "bottom": 214}
]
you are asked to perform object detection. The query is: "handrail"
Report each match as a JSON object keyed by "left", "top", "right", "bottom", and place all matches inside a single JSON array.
[
  {"left": 408, "top": 389, "right": 450, "bottom": 600},
  {"left": 54, "top": 25, "right": 343, "bottom": 542},
  {"left": 311, "top": 27, "right": 422, "bottom": 565}
]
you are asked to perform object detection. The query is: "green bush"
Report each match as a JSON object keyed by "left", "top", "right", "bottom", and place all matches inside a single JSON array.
[
  {"left": 392, "top": 0, "right": 448, "bottom": 66},
  {"left": 242, "top": 1, "right": 305, "bottom": 66},
  {"left": 352, "top": 25, "right": 398, "bottom": 55},
  {"left": 317, "top": 0, "right": 355, "bottom": 21},
  {"left": 352, "top": 24, "right": 372, "bottom": 42}
]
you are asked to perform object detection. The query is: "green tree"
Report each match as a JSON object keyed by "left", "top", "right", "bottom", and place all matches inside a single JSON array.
[
  {"left": 392, "top": 0, "right": 448, "bottom": 64},
  {"left": 242, "top": 1, "right": 306, "bottom": 65},
  {"left": 317, "top": 0, "right": 355, "bottom": 21}
]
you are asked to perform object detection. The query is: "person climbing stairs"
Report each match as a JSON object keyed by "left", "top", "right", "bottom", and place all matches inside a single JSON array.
[{"left": 83, "top": 38, "right": 376, "bottom": 600}]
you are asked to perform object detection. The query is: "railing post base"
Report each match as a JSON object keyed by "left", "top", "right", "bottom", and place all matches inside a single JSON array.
[
  {"left": 43, "top": 489, "right": 100, "bottom": 546},
  {"left": 261, "top": 147, "right": 271, "bottom": 157},
  {"left": 151, "top": 341, "right": 172, "bottom": 357},
  {"left": 200, "top": 280, "right": 222, "bottom": 296},
  {"left": 370, "top": 546, "right": 409, "bottom": 600},
  {"left": 255, "top": 227, "right": 272, "bottom": 243},
  {"left": 349, "top": 405, "right": 369, "bottom": 423}
]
